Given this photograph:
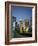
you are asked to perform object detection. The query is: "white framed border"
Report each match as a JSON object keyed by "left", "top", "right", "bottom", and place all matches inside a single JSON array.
[{"left": 9, "top": 4, "right": 35, "bottom": 42}]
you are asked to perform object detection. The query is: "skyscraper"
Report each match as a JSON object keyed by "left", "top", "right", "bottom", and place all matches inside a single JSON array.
[
  {"left": 24, "top": 19, "right": 29, "bottom": 32},
  {"left": 11, "top": 16, "right": 16, "bottom": 38},
  {"left": 20, "top": 19, "right": 23, "bottom": 33}
]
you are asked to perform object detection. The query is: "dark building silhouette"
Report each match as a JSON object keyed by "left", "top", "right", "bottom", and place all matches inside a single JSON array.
[{"left": 11, "top": 16, "right": 16, "bottom": 38}]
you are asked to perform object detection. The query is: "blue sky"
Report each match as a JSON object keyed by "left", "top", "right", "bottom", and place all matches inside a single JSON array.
[{"left": 11, "top": 6, "right": 32, "bottom": 23}]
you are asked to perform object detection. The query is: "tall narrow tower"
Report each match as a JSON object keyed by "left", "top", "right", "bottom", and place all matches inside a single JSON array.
[
  {"left": 25, "top": 19, "right": 29, "bottom": 32},
  {"left": 20, "top": 19, "right": 23, "bottom": 33}
]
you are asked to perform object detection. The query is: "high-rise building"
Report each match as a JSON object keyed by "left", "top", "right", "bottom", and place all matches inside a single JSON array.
[
  {"left": 11, "top": 16, "right": 16, "bottom": 30},
  {"left": 20, "top": 19, "right": 23, "bottom": 33},
  {"left": 22, "top": 21, "right": 25, "bottom": 32},
  {"left": 24, "top": 19, "right": 29, "bottom": 32},
  {"left": 11, "top": 16, "right": 16, "bottom": 38},
  {"left": 19, "top": 19, "right": 29, "bottom": 33}
]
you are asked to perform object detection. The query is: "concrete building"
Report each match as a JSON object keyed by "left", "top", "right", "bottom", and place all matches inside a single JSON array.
[
  {"left": 20, "top": 19, "right": 23, "bottom": 33},
  {"left": 19, "top": 18, "right": 29, "bottom": 33},
  {"left": 24, "top": 19, "right": 29, "bottom": 32},
  {"left": 11, "top": 16, "right": 16, "bottom": 38}
]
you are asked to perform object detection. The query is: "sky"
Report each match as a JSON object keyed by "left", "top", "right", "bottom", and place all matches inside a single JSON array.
[{"left": 11, "top": 6, "right": 32, "bottom": 24}]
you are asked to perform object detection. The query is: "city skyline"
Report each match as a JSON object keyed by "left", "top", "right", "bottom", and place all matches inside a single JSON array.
[{"left": 11, "top": 6, "right": 32, "bottom": 38}]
